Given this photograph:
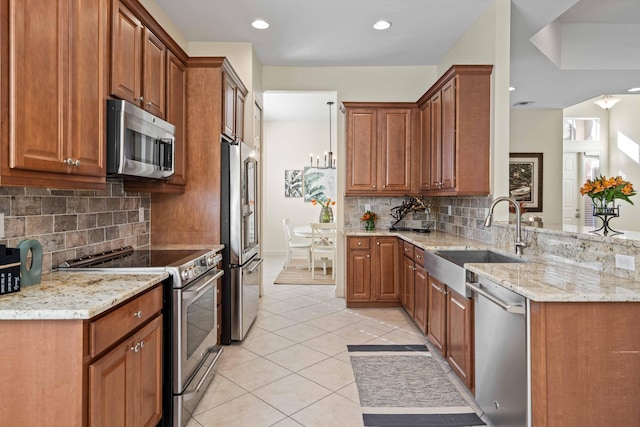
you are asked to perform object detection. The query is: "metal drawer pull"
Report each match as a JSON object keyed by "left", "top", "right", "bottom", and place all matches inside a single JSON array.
[
  {"left": 133, "top": 310, "right": 142, "bottom": 318},
  {"left": 140, "top": 340, "right": 144, "bottom": 349},
  {"left": 358, "top": 242, "right": 362, "bottom": 246},
  {"left": 466, "top": 282, "right": 525, "bottom": 315},
  {"left": 131, "top": 343, "right": 140, "bottom": 353}
]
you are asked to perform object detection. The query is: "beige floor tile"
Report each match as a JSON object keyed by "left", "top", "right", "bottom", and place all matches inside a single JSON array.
[
  {"left": 286, "top": 295, "right": 321, "bottom": 307},
  {"left": 243, "top": 325, "right": 270, "bottom": 339},
  {"left": 261, "top": 300, "right": 304, "bottom": 315},
  {"left": 332, "top": 350, "right": 351, "bottom": 364},
  {"left": 253, "top": 373, "right": 332, "bottom": 415},
  {"left": 291, "top": 393, "right": 364, "bottom": 427},
  {"left": 379, "top": 327, "right": 429, "bottom": 344},
  {"left": 303, "top": 311, "right": 362, "bottom": 332},
  {"left": 297, "top": 357, "right": 355, "bottom": 391},
  {"left": 272, "top": 323, "right": 327, "bottom": 343},
  {"left": 192, "top": 374, "right": 247, "bottom": 415},
  {"left": 253, "top": 313, "right": 299, "bottom": 332},
  {"left": 264, "top": 344, "right": 330, "bottom": 372},
  {"left": 214, "top": 344, "right": 260, "bottom": 372},
  {"left": 218, "top": 357, "right": 291, "bottom": 391},
  {"left": 193, "top": 393, "right": 286, "bottom": 427},
  {"left": 185, "top": 417, "right": 203, "bottom": 427},
  {"left": 302, "top": 332, "right": 352, "bottom": 356},
  {"left": 270, "top": 417, "right": 304, "bottom": 427},
  {"left": 331, "top": 323, "right": 386, "bottom": 343},
  {"left": 240, "top": 331, "right": 296, "bottom": 356},
  {"left": 336, "top": 382, "right": 361, "bottom": 404},
  {"left": 280, "top": 306, "right": 329, "bottom": 322}
]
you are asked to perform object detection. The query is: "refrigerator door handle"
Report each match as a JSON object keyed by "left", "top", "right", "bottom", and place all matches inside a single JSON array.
[{"left": 246, "top": 258, "right": 263, "bottom": 274}]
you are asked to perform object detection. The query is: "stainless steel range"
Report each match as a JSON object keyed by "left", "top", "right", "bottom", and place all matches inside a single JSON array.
[{"left": 59, "top": 246, "right": 223, "bottom": 427}]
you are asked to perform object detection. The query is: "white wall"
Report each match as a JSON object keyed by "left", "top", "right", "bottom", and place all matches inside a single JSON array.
[
  {"left": 510, "top": 109, "right": 563, "bottom": 225},
  {"left": 138, "top": 0, "right": 188, "bottom": 51},
  {"left": 263, "top": 120, "right": 334, "bottom": 255},
  {"left": 607, "top": 95, "right": 640, "bottom": 231}
]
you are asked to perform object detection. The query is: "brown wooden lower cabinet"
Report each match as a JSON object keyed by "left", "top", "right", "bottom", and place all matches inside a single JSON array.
[
  {"left": 446, "top": 288, "right": 474, "bottom": 390},
  {"left": 413, "top": 264, "right": 428, "bottom": 334},
  {"left": 346, "top": 236, "right": 400, "bottom": 307},
  {"left": 402, "top": 254, "right": 415, "bottom": 316},
  {"left": 427, "top": 275, "right": 447, "bottom": 354}
]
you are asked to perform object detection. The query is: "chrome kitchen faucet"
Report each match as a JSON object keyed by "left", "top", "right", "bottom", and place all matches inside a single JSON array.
[{"left": 484, "top": 196, "right": 527, "bottom": 255}]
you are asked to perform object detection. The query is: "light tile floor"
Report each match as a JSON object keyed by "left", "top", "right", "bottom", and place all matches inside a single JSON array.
[{"left": 187, "top": 254, "right": 491, "bottom": 427}]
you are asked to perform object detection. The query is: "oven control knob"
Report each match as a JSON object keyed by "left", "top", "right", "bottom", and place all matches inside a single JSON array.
[
  {"left": 181, "top": 270, "right": 189, "bottom": 281},
  {"left": 200, "top": 258, "right": 207, "bottom": 267},
  {"left": 207, "top": 255, "right": 215, "bottom": 267}
]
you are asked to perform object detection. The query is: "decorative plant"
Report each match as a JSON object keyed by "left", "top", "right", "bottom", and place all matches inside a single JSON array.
[
  {"left": 312, "top": 197, "right": 336, "bottom": 223},
  {"left": 361, "top": 210, "right": 378, "bottom": 230},
  {"left": 311, "top": 197, "right": 336, "bottom": 209},
  {"left": 579, "top": 175, "right": 636, "bottom": 206}
]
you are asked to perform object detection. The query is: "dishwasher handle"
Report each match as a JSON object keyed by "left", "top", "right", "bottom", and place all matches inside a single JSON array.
[{"left": 466, "top": 282, "right": 525, "bottom": 315}]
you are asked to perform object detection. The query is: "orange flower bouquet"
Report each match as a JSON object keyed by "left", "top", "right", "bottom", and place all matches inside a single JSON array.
[
  {"left": 361, "top": 210, "right": 377, "bottom": 230},
  {"left": 579, "top": 175, "right": 636, "bottom": 207},
  {"left": 311, "top": 197, "right": 336, "bottom": 223}
]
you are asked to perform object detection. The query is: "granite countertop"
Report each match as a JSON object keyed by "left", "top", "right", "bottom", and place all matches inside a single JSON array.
[
  {"left": 0, "top": 271, "right": 169, "bottom": 320},
  {"left": 344, "top": 229, "right": 640, "bottom": 302}
]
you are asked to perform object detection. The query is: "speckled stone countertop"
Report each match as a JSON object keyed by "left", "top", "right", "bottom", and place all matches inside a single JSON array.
[
  {"left": 344, "top": 229, "right": 640, "bottom": 302},
  {"left": 0, "top": 271, "right": 169, "bottom": 320}
]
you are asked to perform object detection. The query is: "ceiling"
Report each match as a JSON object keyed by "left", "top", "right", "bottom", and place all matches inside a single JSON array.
[{"left": 155, "top": 0, "right": 640, "bottom": 110}]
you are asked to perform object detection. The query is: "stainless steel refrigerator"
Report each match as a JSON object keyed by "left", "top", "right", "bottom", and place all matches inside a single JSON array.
[{"left": 221, "top": 138, "right": 262, "bottom": 343}]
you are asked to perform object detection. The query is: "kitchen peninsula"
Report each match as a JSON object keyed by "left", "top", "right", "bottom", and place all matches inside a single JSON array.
[{"left": 344, "top": 227, "right": 640, "bottom": 427}]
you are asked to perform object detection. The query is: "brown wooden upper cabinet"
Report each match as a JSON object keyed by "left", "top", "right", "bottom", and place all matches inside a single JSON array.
[
  {"left": 222, "top": 71, "right": 248, "bottom": 142},
  {"left": 111, "top": 0, "right": 166, "bottom": 118},
  {"left": 344, "top": 103, "right": 417, "bottom": 196},
  {"left": 1, "top": 0, "right": 108, "bottom": 189},
  {"left": 417, "top": 65, "right": 493, "bottom": 196}
]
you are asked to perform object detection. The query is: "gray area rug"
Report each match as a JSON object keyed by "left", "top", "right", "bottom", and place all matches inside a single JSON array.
[{"left": 348, "top": 344, "right": 485, "bottom": 427}]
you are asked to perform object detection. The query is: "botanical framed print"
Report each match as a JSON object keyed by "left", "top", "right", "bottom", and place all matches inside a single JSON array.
[
  {"left": 303, "top": 167, "right": 337, "bottom": 203},
  {"left": 509, "top": 152, "right": 543, "bottom": 212},
  {"left": 284, "top": 170, "right": 303, "bottom": 197}
]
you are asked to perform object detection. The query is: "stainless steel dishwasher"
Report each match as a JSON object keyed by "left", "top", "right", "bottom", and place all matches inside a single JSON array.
[{"left": 466, "top": 276, "right": 528, "bottom": 427}]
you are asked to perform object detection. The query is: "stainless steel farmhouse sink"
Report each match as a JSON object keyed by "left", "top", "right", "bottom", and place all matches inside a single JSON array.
[
  {"left": 423, "top": 250, "right": 527, "bottom": 296},
  {"left": 434, "top": 250, "right": 527, "bottom": 268}
]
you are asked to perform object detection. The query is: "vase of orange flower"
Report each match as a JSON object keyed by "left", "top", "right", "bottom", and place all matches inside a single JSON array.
[
  {"left": 361, "top": 210, "right": 377, "bottom": 231},
  {"left": 312, "top": 197, "right": 336, "bottom": 223},
  {"left": 579, "top": 175, "right": 636, "bottom": 236}
]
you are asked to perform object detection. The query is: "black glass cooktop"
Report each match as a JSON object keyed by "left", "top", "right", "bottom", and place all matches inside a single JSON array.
[{"left": 59, "top": 246, "right": 207, "bottom": 269}]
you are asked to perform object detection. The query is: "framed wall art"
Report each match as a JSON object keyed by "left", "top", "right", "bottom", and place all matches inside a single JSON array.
[
  {"left": 284, "top": 170, "right": 303, "bottom": 197},
  {"left": 303, "top": 167, "right": 337, "bottom": 202},
  {"left": 509, "top": 152, "right": 543, "bottom": 212}
]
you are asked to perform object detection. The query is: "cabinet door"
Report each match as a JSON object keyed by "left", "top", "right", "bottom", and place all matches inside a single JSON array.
[
  {"left": 430, "top": 91, "right": 442, "bottom": 190},
  {"left": 379, "top": 108, "right": 412, "bottom": 193},
  {"left": 222, "top": 74, "right": 237, "bottom": 139},
  {"left": 427, "top": 276, "right": 447, "bottom": 354},
  {"left": 402, "top": 256, "right": 415, "bottom": 317},
  {"left": 414, "top": 265, "right": 428, "bottom": 334},
  {"left": 111, "top": 1, "right": 143, "bottom": 105},
  {"left": 131, "top": 316, "right": 163, "bottom": 427},
  {"left": 419, "top": 101, "right": 432, "bottom": 191},
  {"left": 346, "top": 108, "right": 377, "bottom": 193},
  {"left": 373, "top": 238, "right": 400, "bottom": 301},
  {"left": 347, "top": 249, "right": 372, "bottom": 302},
  {"left": 165, "top": 51, "right": 186, "bottom": 186},
  {"left": 89, "top": 340, "right": 130, "bottom": 427},
  {"left": 446, "top": 288, "right": 474, "bottom": 389},
  {"left": 441, "top": 78, "right": 456, "bottom": 190},
  {"left": 142, "top": 29, "right": 166, "bottom": 118}
]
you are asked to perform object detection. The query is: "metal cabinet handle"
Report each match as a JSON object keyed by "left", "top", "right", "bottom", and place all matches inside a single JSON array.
[
  {"left": 133, "top": 310, "right": 142, "bottom": 318},
  {"left": 63, "top": 158, "right": 81, "bottom": 167},
  {"left": 366, "top": 254, "right": 370, "bottom": 258},
  {"left": 140, "top": 340, "right": 145, "bottom": 349},
  {"left": 131, "top": 343, "right": 140, "bottom": 353},
  {"left": 146, "top": 102, "right": 152, "bottom": 106},
  {"left": 382, "top": 185, "right": 386, "bottom": 188},
  {"left": 136, "top": 96, "right": 144, "bottom": 102},
  {"left": 73, "top": 159, "right": 80, "bottom": 167},
  {"left": 372, "top": 185, "right": 376, "bottom": 189},
  {"left": 357, "top": 242, "right": 362, "bottom": 246}
]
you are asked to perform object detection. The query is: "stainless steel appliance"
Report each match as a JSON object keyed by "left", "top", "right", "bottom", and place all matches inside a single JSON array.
[
  {"left": 467, "top": 276, "right": 528, "bottom": 427},
  {"left": 106, "top": 99, "right": 175, "bottom": 179},
  {"left": 221, "top": 138, "right": 262, "bottom": 343},
  {"left": 59, "top": 246, "right": 223, "bottom": 427}
]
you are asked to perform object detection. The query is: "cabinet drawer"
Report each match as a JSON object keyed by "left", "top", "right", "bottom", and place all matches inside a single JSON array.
[
  {"left": 414, "top": 248, "right": 425, "bottom": 265},
  {"left": 349, "top": 237, "right": 370, "bottom": 249},
  {"left": 402, "top": 242, "right": 415, "bottom": 259},
  {"left": 90, "top": 286, "right": 163, "bottom": 358}
]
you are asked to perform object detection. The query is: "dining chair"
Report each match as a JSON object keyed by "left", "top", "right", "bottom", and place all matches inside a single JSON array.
[
  {"left": 282, "top": 218, "right": 311, "bottom": 270},
  {"left": 310, "top": 222, "right": 337, "bottom": 279}
]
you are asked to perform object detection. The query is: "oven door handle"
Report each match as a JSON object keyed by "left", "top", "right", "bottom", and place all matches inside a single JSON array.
[
  {"left": 182, "top": 348, "right": 223, "bottom": 402},
  {"left": 183, "top": 269, "right": 224, "bottom": 304},
  {"left": 246, "top": 257, "right": 263, "bottom": 274}
]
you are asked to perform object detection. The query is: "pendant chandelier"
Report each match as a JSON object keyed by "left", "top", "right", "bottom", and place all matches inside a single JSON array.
[{"left": 309, "top": 101, "right": 336, "bottom": 169}]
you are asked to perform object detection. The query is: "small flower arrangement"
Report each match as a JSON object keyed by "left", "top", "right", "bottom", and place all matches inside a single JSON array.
[
  {"left": 311, "top": 197, "right": 336, "bottom": 208},
  {"left": 361, "top": 210, "right": 377, "bottom": 230},
  {"left": 579, "top": 175, "right": 636, "bottom": 207},
  {"left": 312, "top": 197, "right": 336, "bottom": 222}
]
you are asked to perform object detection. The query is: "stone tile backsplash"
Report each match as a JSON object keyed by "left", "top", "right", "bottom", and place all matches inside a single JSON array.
[
  {"left": 344, "top": 195, "right": 492, "bottom": 241},
  {"left": 0, "top": 180, "right": 150, "bottom": 273}
]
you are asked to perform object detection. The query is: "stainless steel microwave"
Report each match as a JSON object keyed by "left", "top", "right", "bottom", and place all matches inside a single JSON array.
[{"left": 106, "top": 99, "right": 175, "bottom": 179}]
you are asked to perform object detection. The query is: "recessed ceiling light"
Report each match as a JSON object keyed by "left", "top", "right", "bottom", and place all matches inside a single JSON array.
[
  {"left": 373, "top": 20, "right": 391, "bottom": 30},
  {"left": 628, "top": 87, "right": 640, "bottom": 93},
  {"left": 251, "top": 19, "right": 269, "bottom": 30},
  {"left": 509, "top": 86, "right": 516, "bottom": 92}
]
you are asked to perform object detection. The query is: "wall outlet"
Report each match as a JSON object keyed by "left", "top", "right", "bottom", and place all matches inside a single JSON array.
[
  {"left": 365, "top": 204, "right": 371, "bottom": 212},
  {"left": 139, "top": 207, "right": 145, "bottom": 223},
  {"left": 447, "top": 206, "right": 452, "bottom": 215},
  {"left": 615, "top": 254, "right": 635, "bottom": 271}
]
